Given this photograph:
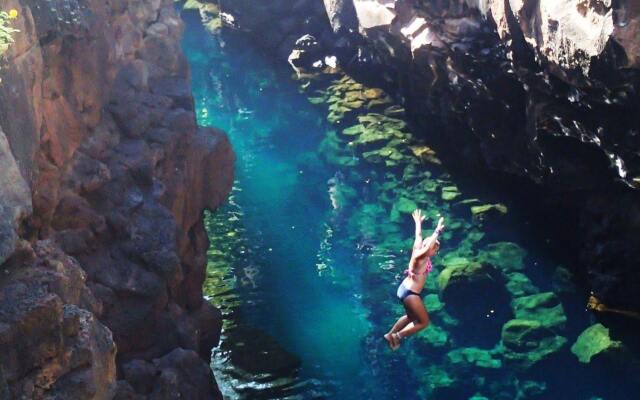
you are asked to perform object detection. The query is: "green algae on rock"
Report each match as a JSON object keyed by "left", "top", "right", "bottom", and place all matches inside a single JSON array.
[
  {"left": 505, "top": 272, "right": 539, "bottom": 298},
  {"left": 570, "top": 323, "right": 623, "bottom": 363},
  {"left": 500, "top": 319, "right": 568, "bottom": 369},
  {"left": 441, "top": 186, "right": 461, "bottom": 201},
  {"left": 471, "top": 203, "right": 508, "bottom": 219},
  {"left": 418, "top": 323, "right": 449, "bottom": 348},
  {"left": 446, "top": 347, "right": 502, "bottom": 370},
  {"left": 511, "top": 292, "right": 567, "bottom": 330},
  {"left": 438, "top": 262, "right": 503, "bottom": 298},
  {"left": 476, "top": 242, "right": 527, "bottom": 272}
]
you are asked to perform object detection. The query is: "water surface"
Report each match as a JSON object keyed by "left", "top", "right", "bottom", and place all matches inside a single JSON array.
[{"left": 182, "top": 11, "right": 638, "bottom": 400}]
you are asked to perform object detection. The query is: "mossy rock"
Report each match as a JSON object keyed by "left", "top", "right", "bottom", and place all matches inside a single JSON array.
[
  {"left": 500, "top": 319, "right": 568, "bottom": 369},
  {"left": 357, "top": 113, "right": 386, "bottom": 126},
  {"left": 465, "top": 229, "right": 485, "bottom": 243},
  {"left": 570, "top": 323, "right": 624, "bottom": 364},
  {"left": 342, "top": 124, "right": 365, "bottom": 136},
  {"left": 511, "top": 292, "right": 567, "bottom": 330},
  {"left": 393, "top": 197, "right": 417, "bottom": 215},
  {"left": 422, "top": 366, "right": 459, "bottom": 400},
  {"left": 351, "top": 128, "right": 390, "bottom": 146},
  {"left": 471, "top": 203, "right": 508, "bottom": 218},
  {"left": 343, "top": 99, "right": 365, "bottom": 109},
  {"left": 424, "top": 293, "right": 444, "bottom": 312},
  {"left": 505, "top": 272, "right": 539, "bottom": 297},
  {"left": 362, "top": 150, "right": 385, "bottom": 163},
  {"left": 476, "top": 242, "right": 526, "bottom": 272},
  {"left": 363, "top": 88, "right": 385, "bottom": 99},
  {"left": 441, "top": 255, "right": 471, "bottom": 268},
  {"left": 367, "top": 97, "right": 393, "bottom": 108},
  {"left": 416, "top": 178, "right": 438, "bottom": 193},
  {"left": 402, "top": 164, "right": 426, "bottom": 181},
  {"left": 446, "top": 347, "right": 502, "bottom": 370},
  {"left": 410, "top": 145, "right": 441, "bottom": 164},
  {"left": 418, "top": 324, "right": 449, "bottom": 348},
  {"left": 382, "top": 118, "right": 407, "bottom": 131},
  {"left": 441, "top": 186, "right": 461, "bottom": 201}
]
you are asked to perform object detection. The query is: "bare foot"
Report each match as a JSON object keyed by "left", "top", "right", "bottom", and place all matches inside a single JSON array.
[{"left": 384, "top": 332, "right": 400, "bottom": 350}]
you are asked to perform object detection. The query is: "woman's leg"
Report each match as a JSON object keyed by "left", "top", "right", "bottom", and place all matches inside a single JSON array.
[
  {"left": 396, "top": 295, "right": 430, "bottom": 339},
  {"left": 388, "top": 315, "right": 411, "bottom": 334},
  {"left": 384, "top": 315, "right": 411, "bottom": 349}
]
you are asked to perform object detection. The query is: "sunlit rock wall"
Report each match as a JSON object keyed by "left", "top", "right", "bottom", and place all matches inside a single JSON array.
[
  {"left": 218, "top": 0, "right": 640, "bottom": 311},
  {"left": 0, "top": 0, "right": 234, "bottom": 398}
]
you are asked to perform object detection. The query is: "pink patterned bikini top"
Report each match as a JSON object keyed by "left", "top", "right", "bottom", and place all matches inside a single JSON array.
[{"left": 405, "top": 257, "right": 432, "bottom": 279}]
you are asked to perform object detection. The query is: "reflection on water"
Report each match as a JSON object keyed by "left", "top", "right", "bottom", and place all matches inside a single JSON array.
[{"left": 182, "top": 10, "right": 639, "bottom": 400}]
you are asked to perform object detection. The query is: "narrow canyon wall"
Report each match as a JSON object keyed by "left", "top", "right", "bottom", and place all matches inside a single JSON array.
[
  {"left": 217, "top": 0, "right": 640, "bottom": 312},
  {"left": 0, "top": 0, "right": 234, "bottom": 398}
]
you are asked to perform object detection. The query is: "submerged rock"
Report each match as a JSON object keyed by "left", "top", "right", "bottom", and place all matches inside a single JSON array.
[
  {"left": 570, "top": 323, "right": 624, "bottom": 364},
  {"left": 446, "top": 347, "right": 502, "bottom": 372},
  {"left": 476, "top": 242, "right": 527, "bottom": 272},
  {"left": 511, "top": 292, "right": 567, "bottom": 330},
  {"left": 500, "top": 319, "right": 568, "bottom": 369}
]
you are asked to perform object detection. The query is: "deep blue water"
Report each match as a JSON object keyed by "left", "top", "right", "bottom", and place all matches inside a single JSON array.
[{"left": 182, "top": 10, "right": 638, "bottom": 400}]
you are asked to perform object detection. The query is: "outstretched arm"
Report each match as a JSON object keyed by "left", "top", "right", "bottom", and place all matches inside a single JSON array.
[
  {"left": 417, "top": 216, "right": 445, "bottom": 255},
  {"left": 412, "top": 209, "right": 425, "bottom": 250}
]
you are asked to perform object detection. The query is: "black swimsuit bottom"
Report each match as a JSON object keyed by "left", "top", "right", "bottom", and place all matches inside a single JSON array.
[{"left": 396, "top": 281, "right": 422, "bottom": 302}]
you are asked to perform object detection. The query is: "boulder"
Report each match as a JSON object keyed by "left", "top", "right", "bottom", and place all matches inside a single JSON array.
[
  {"left": 500, "top": 319, "right": 568, "bottom": 369},
  {"left": 570, "top": 323, "right": 624, "bottom": 364},
  {"left": 511, "top": 292, "right": 567, "bottom": 330}
]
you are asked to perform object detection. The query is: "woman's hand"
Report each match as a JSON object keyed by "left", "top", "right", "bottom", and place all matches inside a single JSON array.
[
  {"left": 436, "top": 216, "right": 445, "bottom": 233},
  {"left": 412, "top": 209, "right": 425, "bottom": 224}
]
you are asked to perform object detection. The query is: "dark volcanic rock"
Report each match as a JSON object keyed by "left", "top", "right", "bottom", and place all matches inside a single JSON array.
[{"left": 0, "top": 0, "right": 234, "bottom": 398}]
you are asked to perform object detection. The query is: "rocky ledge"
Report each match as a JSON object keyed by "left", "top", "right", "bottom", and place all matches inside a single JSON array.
[
  {"left": 213, "top": 0, "right": 640, "bottom": 312},
  {"left": 0, "top": 0, "right": 233, "bottom": 398}
]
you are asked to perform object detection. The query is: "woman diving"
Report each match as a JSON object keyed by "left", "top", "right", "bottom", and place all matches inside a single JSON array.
[{"left": 384, "top": 209, "right": 445, "bottom": 350}]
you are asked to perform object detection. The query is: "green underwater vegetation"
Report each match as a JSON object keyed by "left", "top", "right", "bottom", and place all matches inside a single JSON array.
[{"left": 182, "top": 12, "right": 639, "bottom": 398}]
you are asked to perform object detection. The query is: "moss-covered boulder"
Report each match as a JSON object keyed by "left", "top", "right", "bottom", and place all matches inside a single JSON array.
[
  {"left": 409, "top": 145, "right": 441, "bottom": 164},
  {"left": 424, "top": 293, "right": 444, "bottom": 313},
  {"left": 471, "top": 203, "right": 508, "bottom": 219},
  {"left": 441, "top": 185, "right": 461, "bottom": 201},
  {"left": 418, "top": 324, "right": 449, "bottom": 348},
  {"left": 570, "top": 323, "right": 624, "bottom": 364},
  {"left": 438, "top": 262, "right": 502, "bottom": 301},
  {"left": 476, "top": 242, "right": 526, "bottom": 272},
  {"left": 511, "top": 292, "right": 567, "bottom": 330},
  {"left": 500, "top": 319, "right": 567, "bottom": 369},
  {"left": 505, "top": 272, "right": 539, "bottom": 297},
  {"left": 446, "top": 347, "right": 502, "bottom": 370},
  {"left": 393, "top": 197, "right": 417, "bottom": 215}
]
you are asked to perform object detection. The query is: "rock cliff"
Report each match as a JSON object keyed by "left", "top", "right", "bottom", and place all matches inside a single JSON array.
[
  {"left": 0, "top": 0, "right": 234, "bottom": 398},
  {"left": 216, "top": 0, "right": 640, "bottom": 312}
]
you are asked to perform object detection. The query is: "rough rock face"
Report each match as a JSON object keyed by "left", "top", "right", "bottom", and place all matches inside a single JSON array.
[
  {"left": 219, "top": 0, "right": 334, "bottom": 59},
  {"left": 0, "top": 0, "right": 234, "bottom": 398},
  {"left": 218, "top": 0, "right": 640, "bottom": 311}
]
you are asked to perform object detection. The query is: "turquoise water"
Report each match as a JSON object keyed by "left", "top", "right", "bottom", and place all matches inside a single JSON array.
[{"left": 182, "top": 11, "right": 639, "bottom": 400}]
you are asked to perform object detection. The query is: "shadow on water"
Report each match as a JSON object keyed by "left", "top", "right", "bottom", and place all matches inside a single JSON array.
[{"left": 182, "top": 9, "right": 640, "bottom": 400}]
